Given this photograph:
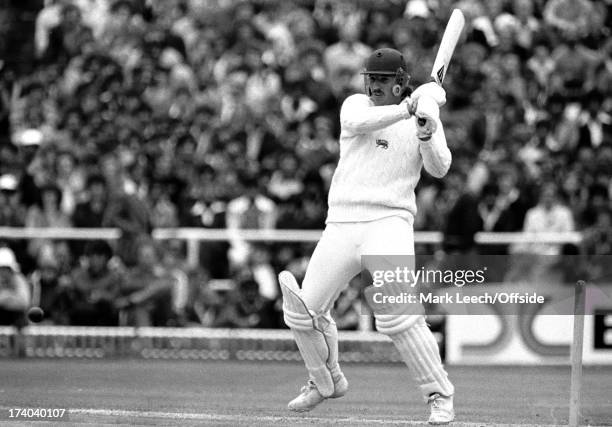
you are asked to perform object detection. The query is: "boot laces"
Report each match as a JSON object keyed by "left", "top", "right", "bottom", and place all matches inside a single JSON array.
[
  {"left": 429, "top": 393, "right": 442, "bottom": 410},
  {"left": 300, "top": 380, "right": 317, "bottom": 394}
]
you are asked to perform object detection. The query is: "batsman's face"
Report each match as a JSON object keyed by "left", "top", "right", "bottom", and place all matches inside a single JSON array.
[{"left": 367, "top": 74, "right": 399, "bottom": 106}]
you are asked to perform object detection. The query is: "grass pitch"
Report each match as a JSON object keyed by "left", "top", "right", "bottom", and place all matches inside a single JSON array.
[{"left": 0, "top": 360, "right": 610, "bottom": 426}]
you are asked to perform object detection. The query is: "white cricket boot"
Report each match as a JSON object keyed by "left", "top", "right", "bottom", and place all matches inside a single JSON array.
[
  {"left": 287, "top": 374, "right": 348, "bottom": 412},
  {"left": 428, "top": 393, "right": 454, "bottom": 425}
]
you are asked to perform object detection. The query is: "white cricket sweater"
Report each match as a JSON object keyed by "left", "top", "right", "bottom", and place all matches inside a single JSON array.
[{"left": 326, "top": 94, "right": 452, "bottom": 223}]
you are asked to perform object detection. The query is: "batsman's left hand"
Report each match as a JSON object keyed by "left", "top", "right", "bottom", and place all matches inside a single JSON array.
[{"left": 411, "top": 82, "right": 446, "bottom": 107}]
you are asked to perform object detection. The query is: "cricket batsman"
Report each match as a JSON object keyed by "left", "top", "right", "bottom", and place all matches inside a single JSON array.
[{"left": 279, "top": 48, "right": 455, "bottom": 424}]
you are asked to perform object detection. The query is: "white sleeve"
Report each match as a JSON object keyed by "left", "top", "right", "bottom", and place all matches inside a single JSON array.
[
  {"left": 418, "top": 117, "right": 451, "bottom": 178},
  {"left": 340, "top": 94, "right": 411, "bottom": 136}
]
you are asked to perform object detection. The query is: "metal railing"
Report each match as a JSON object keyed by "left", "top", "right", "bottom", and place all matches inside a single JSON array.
[{"left": 0, "top": 227, "right": 583, "bottom": 267}]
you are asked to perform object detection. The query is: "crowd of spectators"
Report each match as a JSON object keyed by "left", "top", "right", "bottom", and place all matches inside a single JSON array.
[{"left": 0, "top": 0, "right": 610, "bottom": 328}]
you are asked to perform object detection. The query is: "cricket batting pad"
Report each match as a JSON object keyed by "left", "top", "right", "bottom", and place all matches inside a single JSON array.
[
  {"left": 279, "top": 271, "right": 341, "bottom": 397},
  {"left": 381, "top": 316, "right": 454, "bottom": 401}
]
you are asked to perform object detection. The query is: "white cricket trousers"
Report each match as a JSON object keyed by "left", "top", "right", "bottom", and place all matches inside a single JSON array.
[
  {"left": 297, "top": 214, "right": 455, "bottom": 400},
  {"left": 301, "top": 215, "right": 414, "bottom": 313}
]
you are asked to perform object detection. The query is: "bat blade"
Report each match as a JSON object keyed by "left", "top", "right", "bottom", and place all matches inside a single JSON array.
[{"left": 431, "top": 9, "right": 465, "bottom": 86}]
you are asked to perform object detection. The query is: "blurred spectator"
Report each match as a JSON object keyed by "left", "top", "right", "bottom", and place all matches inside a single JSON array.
[
  {"left": 182, "top": 166, "right": 231, "bottom": 279},
  {"left": 550, "top": 38, "right": 600, "bottom": 99},
  {"left": 0, "top": 140, "right": 20, "bottom": 178},
  {"left": 43, "top": 3, "right": 93, "bottom": 65},
  {"left": 55, "top": 149, "right": 84, "bottom": 216},
  {"left": 0, "top": 172, "right": 31, "bottom": 273},
  {"left": 101, "top": 153, "right": 151, "bottom": 267},
  {"left": 117, "top": 238, "right": 175, "bottom": 326},
  {"left": 160, "top": 239, "right": 191, "bottom": 326},
  {"left": 244, "top": 48, "right": 282, "bottom": 118},
  {"left": 25, "top": 184, "right": 70, "bottom": 229},
  {"left": 227, "top": 174, "right": 277, "bottom": 230},
  {"left": 29, "top": 244, "right": 71, "bottom": 324},
  {"left": 214, "top": 276, "right": 279, "bottom": 328},
  {"left": 582, "top": 184, "right": 610, "bottom": 228},
  {"left": 477, "top": 169, "right": 533, "bottom": 262},
  {"left": 577, "top": 90, "right": 611, "bottom": 151},
  {"left": 72, "top": 174, "right": 109, "bottom": 228},
  {"left": 443, "top": 162, "right": 488, "bottom": 254},
  {"left": 149, "top": 180, "right": 180, "bottom": 228},
  {"left": 478, "top": 182, "right": 502, "bottom": 233},
  {"left": 64, "top": 240, "right": 121, "bottom": 326},
  {"left": 540, "top": 93, "right": 581, "bottom": 154},
  {"left": 481, "top": 167, "right": 534, "bottom": 241},
  {"left": 526, "top": 42, "right": 555, "bottom": 89},
  {"left": 0, "top": 174, "right": 26, "bottom": 227},
  {"left": 543, "top": 0, "right": 596, "bottom": 40},
  {"left": 25, "top": 184, "right": 72, "bottom": 264},
  {"left": 323, "top": 14, "right": 371, "bottom": 95},
  {"left": 497, "top": 0, "right": 541, "bottom": 55},
  {"left": 295, "top": 115, "right": 338, "bottom": 174},
  {"left": 188, "top": 278, "right": 233, "bottom": 327},
  {"left": 468, "top": 92, "right": 506, "bottom": 151},
  {"left": 514, "top": 181, "right": 575, "bottom": 255},
  {"left": 0, "top": 247, "right": 30, "bottom": 326},
  {"left": 13, "top": 130, "right": 44, "bottom": 209},
  {"left": 450, "top": 42, "right": 487, "bottom": 111},
  {"left": 280, "top": 75, "right": 318, "bottom": 125},
  {"left": 584, "top": 208, "right": 612, "bottom": 256},
  {"left": 100, "top": 0, "right": 144, "bottom": 50},
  {"left": 310, "top": 0, "right": 336, "bottom": 42},
  {"left": 35, "top": 0, "right": 68, "bottom": 58},
  {"left": 226, "top": 173, "right": 277, "bottom": 267},
  {"left": 267, "top": 152, "right": 304, "bottom": 202},
  {"left": 414, "top": 180, "right": 444, "bottom": 232},
  {"left": 364, "top": 9, "right": 393, "bottom": 47},
  {"left": 276, "top": 182, "right": 327, "bottom": 230},
  {"left": 247, "top": 245, "right": 278, "bottom": 301}
]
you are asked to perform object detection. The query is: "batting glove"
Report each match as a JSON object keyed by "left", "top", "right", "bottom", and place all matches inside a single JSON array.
[
  {"left": 414, "top": 95, "right": 439, "bottom": 141},
  {"left": 411, "top": 82, "right": 446, "bottom": 107}
]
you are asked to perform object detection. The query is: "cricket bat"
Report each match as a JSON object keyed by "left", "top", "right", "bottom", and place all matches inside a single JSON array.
[
  {"left": 415, "top": 9, "right": 464, "bottom": 126},
  {"left": 431, "top": 9, "right": 465, "bottom": 86}
]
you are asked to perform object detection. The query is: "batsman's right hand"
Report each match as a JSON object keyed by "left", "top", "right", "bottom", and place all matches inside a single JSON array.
[{"left": 413, "top": 96, "right": 439, "bottom": 141}]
